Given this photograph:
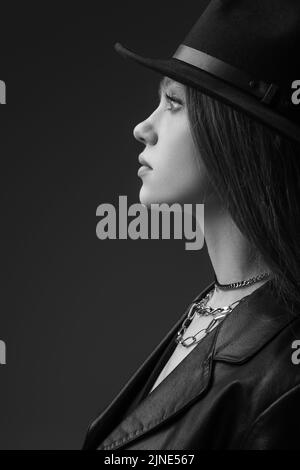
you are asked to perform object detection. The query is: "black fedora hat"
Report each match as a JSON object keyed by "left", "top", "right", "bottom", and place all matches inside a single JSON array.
[{"left": 114, "top": 0, "right": 300, "bottom": 144}]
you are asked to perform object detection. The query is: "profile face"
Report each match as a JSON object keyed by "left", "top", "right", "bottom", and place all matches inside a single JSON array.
[{"left": 133, "top": 76, "right": 216, "bottom": 208}]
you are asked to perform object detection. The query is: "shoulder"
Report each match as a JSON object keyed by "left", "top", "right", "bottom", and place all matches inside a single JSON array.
[
  {"left": 239, "top": 384, "right": 300, "bottom": 449},
  {"left": 236, "top": 312, "right": 300, "bottom": 449}
]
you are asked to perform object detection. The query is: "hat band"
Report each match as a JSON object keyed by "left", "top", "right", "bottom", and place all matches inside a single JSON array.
[{"left": 172, "top": 44, "right": 279, "bottom": 105}]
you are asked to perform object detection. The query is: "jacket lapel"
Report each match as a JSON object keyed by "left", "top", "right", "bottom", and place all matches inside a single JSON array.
[
  {"left": 84, "top": 279, "right": 298, "bottom": 450},
  {"left": 214, "top": 280, "right": 298, "bottom": 362},
  {"left": 82, "top": 281, "right": 215, "bottom": 450},
  {"left": 98, "top": 321, "right": 219, "bottom": 450}
]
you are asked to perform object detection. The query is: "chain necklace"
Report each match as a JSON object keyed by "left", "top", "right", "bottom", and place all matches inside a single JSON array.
[
  {"left": 176, "top": 271, "right": 271, "bottom": 348},
  {"left": 214, "top": 271, "right": 271, "bottom": 289},
  {"left": 175, "top": 289, "right": 246, "bottom": 347}
]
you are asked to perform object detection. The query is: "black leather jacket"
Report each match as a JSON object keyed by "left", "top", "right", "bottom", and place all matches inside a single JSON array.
[{"left": 82, "top": 280, "right": 300, "bottom": 450}]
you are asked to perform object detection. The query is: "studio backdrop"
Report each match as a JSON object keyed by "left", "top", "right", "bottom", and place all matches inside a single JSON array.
[{"left": 0, "top": 2, "right": 213, "bottom": 450}]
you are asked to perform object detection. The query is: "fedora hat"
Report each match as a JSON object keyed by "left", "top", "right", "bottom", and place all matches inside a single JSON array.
[{"left": 114, "top": 0, "right": 300, "bottom": 144}]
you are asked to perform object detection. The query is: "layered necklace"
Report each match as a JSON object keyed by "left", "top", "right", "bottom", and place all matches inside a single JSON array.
[{"left": 175, "top": 272, "right": 271, "bottom": 348}]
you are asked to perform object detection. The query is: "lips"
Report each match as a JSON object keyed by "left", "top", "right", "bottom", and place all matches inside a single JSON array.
[{"left": 138, "top": 154, "right": 152, "bottom": 169}]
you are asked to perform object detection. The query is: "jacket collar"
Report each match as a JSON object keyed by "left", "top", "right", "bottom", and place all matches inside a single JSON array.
[
  {"left": 83, "top": 279, "right": 297, "bottom": 450},
  {"left": 214, "top": 279, "right": 298, "bottom": 362}
]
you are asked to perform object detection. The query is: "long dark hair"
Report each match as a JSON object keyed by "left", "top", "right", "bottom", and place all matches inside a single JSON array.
[{"left": 185, "top": 86, "right": 300, "bottom": 314}]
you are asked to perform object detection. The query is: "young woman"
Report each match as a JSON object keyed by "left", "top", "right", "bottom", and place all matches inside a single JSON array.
[{"left": 82, "top": 0, "right": 300, "bottom": 450}]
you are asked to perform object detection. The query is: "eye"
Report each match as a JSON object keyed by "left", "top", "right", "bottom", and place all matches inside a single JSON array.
[{"left": 163, "top": 92, "right": 183, "bottom": 111}]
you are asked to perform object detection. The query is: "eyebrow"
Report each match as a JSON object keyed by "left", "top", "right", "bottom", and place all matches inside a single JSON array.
[{"left": 158, "top": 76, "right": 184, "bottom": 99}]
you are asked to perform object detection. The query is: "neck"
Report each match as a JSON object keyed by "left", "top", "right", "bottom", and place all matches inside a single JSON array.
[{"left": 197, "top": 197, "right": 272, "bottom": 307}]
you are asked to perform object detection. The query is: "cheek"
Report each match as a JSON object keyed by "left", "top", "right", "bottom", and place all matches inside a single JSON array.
[
  {"left": 156, "top": 131, "right": 210, "bottom": 201},
  {"left": 162, "top": 126, "right": 203, "bottom": 185},
  {"left": 139, "top": 116, "right": 214, "bottom": 205}
]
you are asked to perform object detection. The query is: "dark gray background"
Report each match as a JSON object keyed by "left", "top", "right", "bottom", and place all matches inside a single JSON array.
[{"left": 0, "top": 2, "right": 213, "bottom": 449}]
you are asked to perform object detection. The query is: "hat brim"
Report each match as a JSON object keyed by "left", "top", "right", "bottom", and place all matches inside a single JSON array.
[{"left": 114, "top": 42, "right": 300, "bottom": 145}]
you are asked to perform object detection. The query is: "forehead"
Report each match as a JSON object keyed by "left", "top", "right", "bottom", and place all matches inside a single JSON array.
[{"left": 158, "top": 76, "right": 185, "bottom": 96}]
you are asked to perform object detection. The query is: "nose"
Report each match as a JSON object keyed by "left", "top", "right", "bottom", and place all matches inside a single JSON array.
[{"left": 133, "top": 117, "right": 157, "bottom": 146}]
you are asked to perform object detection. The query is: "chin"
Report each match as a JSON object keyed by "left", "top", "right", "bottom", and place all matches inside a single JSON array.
[
  {"left": 139, "top": 189, "right": 157, "bottom": 208},
  {"left": 139, "top": 187, "right": 182, "bottom": 208},
  {"left": 141, "top": 182, "right": 207, "bottom": 206}
]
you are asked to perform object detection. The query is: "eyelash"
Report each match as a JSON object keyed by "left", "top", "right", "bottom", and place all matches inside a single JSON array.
[{"left": 163, "top": 93, "right": 183, "bottom": 110}]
